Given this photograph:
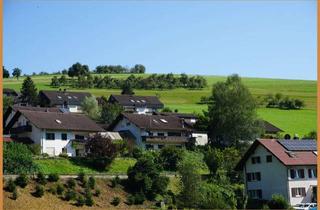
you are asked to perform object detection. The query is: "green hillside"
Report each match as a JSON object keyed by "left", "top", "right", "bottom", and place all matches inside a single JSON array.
[{"left": 3, "top": 74, "right": 316, "bottom": 137}]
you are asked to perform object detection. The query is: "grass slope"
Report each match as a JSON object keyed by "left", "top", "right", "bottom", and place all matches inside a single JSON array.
[{"left": 4, "top": 74, "right": 316, "bottom": 136}]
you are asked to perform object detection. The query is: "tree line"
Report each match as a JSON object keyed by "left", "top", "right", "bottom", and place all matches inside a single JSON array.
[{"left": 51, "top": 73, "right": 207, "bottom": 90}]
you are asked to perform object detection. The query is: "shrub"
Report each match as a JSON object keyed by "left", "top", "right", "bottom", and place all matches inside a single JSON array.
[
  {"left": 85, "top": 193, "right": 94, "bottom": 206},
  {"left": 94, "top": 189, "right": 101, "bottom": 197},
  {"left": 56, "top": 183, "right": 64, "bottom": 195},
  {"left": 158, "top": 146, "right": 183, "bottom": 171},
  {"left": 64, "top": 190, "right": 77, "bottom": 201},
  {"left": 15, "top": 174, "right": 28, "bottom": 188},
  {"left": 34, "top": 184, "right": 44, "bottom": 197},
  {"left": 36, "top": 172, "right": 47, "bottom": 185},
  {"left": 132, "top": 147, "right": 143, "bottom": 159},
  {"left": 66, "top": 178, "right": 76, "bottom": 189},
  {"left": 12, "top": 188, "right": 18, "bottom": 200},
  {"left": 59, "top": 153, "right": 69, "bottom": 158},
  {"left": 88, "top": 176, "right": 96, "bottom": 189},
  {"left": 78, "top": 171, "right": 86, "bottom": 183},
  {"left": 127, "top": 193, "right": 145, "bottom": 205},
  {"left": 111, "top": 176, "right": 120, "bottom": 188},
  {"left": 48, "top": 186, "right": 57, "bottom": 195},
  {"left": 47, "top": 173, "right": 59, "bottom": 182},
  {"left": 6, "top": 178, "right": 16, "bottom": 192},
  {"left": 76, "top": 195, "right": 85, "bottom": 206},
  {"left": 4, "top": 142, "right": 38, "bottom": 174},
  {"left": 268, "top": 194, "right": 289, "bottom": 209},
  {"left": 111, "top": 197, "right": 121, "bottom": 206}
]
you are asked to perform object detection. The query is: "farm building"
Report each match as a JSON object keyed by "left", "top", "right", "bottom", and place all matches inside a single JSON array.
[
  {"left": 5, "top": 109, "right": 104, "bottom": 156},
  {"left": 107, "top": 94, "right": 164, "bottom": 114},
  {"left": 38, "top": 90, "right": 91, "bottom": 113},
  {"left": 236, "top": 139, "right": 317, "bottom": 205}
]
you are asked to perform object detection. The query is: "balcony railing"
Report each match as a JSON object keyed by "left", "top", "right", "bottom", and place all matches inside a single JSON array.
[
  {"left": 142, "top": 136, "right": 189, "bottom": 144},
  {"left": 10, "top": 125, "right": 32, "bottom": 134}
]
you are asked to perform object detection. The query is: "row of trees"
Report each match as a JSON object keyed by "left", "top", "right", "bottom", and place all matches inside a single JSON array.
[
  {"left": 94, "top": 64, "right": 145, "bottom": 74},
  {"left": 264, "top": 93, "right": 305, "bottom": 110},
  {"left": 51, "top": 73, "right": 207, "bottom": 90},
  {"left": 3, "top": 66, "right": 22, "bottom": 80}
]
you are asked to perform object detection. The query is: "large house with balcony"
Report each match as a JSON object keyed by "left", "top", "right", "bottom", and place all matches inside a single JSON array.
[
  {"left": 5, "top": 109, "right": 104, "bottom": 156},
  {"left": 38, "top": 90, "right": 91, "bottom": 113},
  {"left": 107, "top": 94, "right": 164, "bottom": 114},
  {"left": 235, "top": 139, "right": 317, "bottom": 205},
  {"left": 109, "top": 112, "right": 198, "bottom": 149}
]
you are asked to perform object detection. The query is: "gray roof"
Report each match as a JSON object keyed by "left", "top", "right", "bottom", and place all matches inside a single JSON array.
[
  {"left": 108, "top": 94, "right": 164, "bottom": 109},
  {"left": 39, "top": 90, "right": 91, "bottom": 106}
]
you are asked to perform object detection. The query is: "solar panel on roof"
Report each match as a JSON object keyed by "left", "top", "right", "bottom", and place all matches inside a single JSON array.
[{"left": 278, "top": 140, "right": 316, "bottom": 151}]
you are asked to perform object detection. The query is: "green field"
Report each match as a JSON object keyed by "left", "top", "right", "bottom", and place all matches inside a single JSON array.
[
  {"left": 34, "top": 157, "right": 136, "bottom": 175},
  {"left": 4, "top": 74, "right": 316, "bottom": 136}
]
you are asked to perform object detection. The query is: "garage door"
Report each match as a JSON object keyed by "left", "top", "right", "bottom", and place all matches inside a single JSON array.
[{"left": 46, "top": 147, "right": 55, "bottom": 156}]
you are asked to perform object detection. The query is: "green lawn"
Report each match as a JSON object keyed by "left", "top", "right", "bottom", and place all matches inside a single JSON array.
[
  {"left": 4, "top": 74, "right": 316, "bottom": 136},
  {"left": 34, "top": 157, "right": 136, "bottom": 175}
]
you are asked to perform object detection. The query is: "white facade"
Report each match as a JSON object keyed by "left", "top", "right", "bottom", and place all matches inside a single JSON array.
[
  {"left": 192, "top": 132, "right": 208, "bottom": 146},
  {"left": 57, "top": 104, "right": 82, "bottom": 113},
  {"left": 12, "top": 115, "right": 92, "bottom": 157},
  {"left": 244, "top": 145, "right": 317, "bottom": 205}
]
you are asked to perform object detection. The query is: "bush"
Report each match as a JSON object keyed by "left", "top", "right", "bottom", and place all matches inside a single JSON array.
[
  {"left": 85, "top": 193, "right": 94, "bottom": 206},
  {"left": 158, "top": 146, "right": 183, "bottom": 171},
  {"left": 132, "top": 147, "right": 143, "bottom": 159},
  {"left": 127, "top": 193, "right": 145, "bottom": 205},
  {"left": 59, "top": 153, "right": 69, "bottom": 158},
  {"left": 27, "top": 144, "right": 41, "bottom": 156},
  {"left": 111, "top": 197, "right": 121, "bottom": 206},
  {"left": 78, "top": 171, "right": 86, "bottom": 183},
  {"left": 111, "top": 176, "right": 120, "bottom": 188},
  {"left": 268, "top": 194, "right": 289, "bottom": 209},
  {"left": 64, "top": 190, "right": 77, "bottom": 201},
  {"left": 48, "top": 186, "right": 57, "bottom": 195},
  {"left": 12, "top": 188, "right": 18, "bottom": 200},
  {"left": 56, "top": 183, "right": 64, "bottom": 195},
  {"left": 34, "top": 184, "right": 44, "bottom": 197},
  {"left": 76, "top": 195, "right": 85, "bottom": 206},
  {"left": 15, "top": 174, "right": 28, "bottom": 188},
  {"left": 6, "top": 178, "right": 16, "bottom": 192},
  {"left": 66, "top": 178, "right": 76, "bottom": 189},
  {"left": 88, "top": 176, "right": 96, "bottom": 189},
  {"left": 4, "top": 142, "right": 38, "bottom": 174},
  {"left": 94, "top": 189, "right": 101, "bottom": 197},
  {"left": 36, "top": 172, "right": 47, "bottom": 185},
  {"left": 47, "top": 173, "right": 59, "bottom": 182}
]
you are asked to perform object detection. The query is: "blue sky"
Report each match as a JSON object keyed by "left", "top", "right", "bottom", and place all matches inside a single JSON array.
[{"left": 4, "top": 1, "right": 316, "bottom": 80}]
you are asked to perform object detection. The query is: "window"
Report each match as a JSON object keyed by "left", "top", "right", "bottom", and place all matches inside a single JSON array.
[
  {"left": 266, "top": 155, "right": 272, "bottom": 163},
  {"left": 158, "top": 133, "right": 165, "bottom": 137},
  {"left": 168, "top": 132, "right": 181, "bottom": 136},
  {"left": 126, "top": 122, "right": 131, "bottom": 126},
  {"left": 46, "top": 133, "right": 55, "bottom": 140},
  {"left": 248, "top": 190, "right": 262, "bottom": 199},
  {"left": 75, "top": 135, "right": 84, "bottom": 140},
  {"left": 146, "top": 144, "right": 154, "bottom": 150},
  {"left": 251, "top": 156, "right": 261, "bottom": 164},
  {"left": 61, "top": 133, "right": 67, "bottom": 140},
  {"left": 308, "top": 168, "right": 317, "bottom": 178},
  {"left": 290, "top": 169, "right": 296, "bottom": 179},
  {"left": 291, "top": 188, "right": 306, "bottom": 197},
  {"left": 297, "top": 169, "right": 305, "bottom": 178},
  {"left": 246, "top": 172, "right": 261, "bottom": 182},
  {"left": 158, "top": 145, "right": 164, "bottom": 149}
]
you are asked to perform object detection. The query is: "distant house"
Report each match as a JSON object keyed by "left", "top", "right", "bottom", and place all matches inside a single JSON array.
[
  {"left": 109, "top": 113, "right": 206, "bottom": 149},
  {"left": 235, "top": 139, "right": 317, "bottom": 205},
  {"left": 263, "top": 120, "right": 283, "bottom": 136},
  {"left": 5, "top": 109, "right": 104, "bottom": 156},
  {"left": 155, "top": 112, "right": 198, "bottom": 125},
  {"left": 38, "top": 90, "right": 91, "bottom": 113},
  {"left": 108, "top": 94, "right": 164, "bottom": 114},
  {"left": 3, "top": 88, "right": 18, "bottom": 97}
]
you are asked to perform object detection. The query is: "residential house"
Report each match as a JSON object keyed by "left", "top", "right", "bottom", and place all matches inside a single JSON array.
[
  {"left": 38, "top": 90, "right": 91, "bottom": 113},
  {"left": 235, "top": 139, "right": 317, "bottom": 205},
  {"left": 109, "top": 113, "right": 194, "bottom": 149},
  {"left": 108, "top": 94, "right": 164, "bottom": 114},
  {"left": 263, "top": 120, "right": 283, "bottom": 137},
  {"left": 3, "top": 88, "right": 18, "bottom": 97},
  {"left": 5, "top": 109, "right": 104, "bottom": 156}
]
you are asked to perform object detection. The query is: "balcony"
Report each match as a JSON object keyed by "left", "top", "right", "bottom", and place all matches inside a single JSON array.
[
  {"left": 142, "top": 136, "right": 189, "bottom": 144},
  {"left": 10, "top": 125, "right": 32, "bottom": 134}
]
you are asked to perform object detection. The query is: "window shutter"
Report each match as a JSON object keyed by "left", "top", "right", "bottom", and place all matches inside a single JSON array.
[{"left": 291, "top": 188, "right": 296, "bottom": 197}]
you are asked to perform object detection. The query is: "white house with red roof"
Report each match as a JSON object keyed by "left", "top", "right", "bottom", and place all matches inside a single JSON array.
[{"left": 236, "top": 139, "right": 317, "bottom": 205}]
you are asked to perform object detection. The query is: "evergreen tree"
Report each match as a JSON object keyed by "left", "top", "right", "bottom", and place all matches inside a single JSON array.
[{"left": 20, "top": 76, "right": 38, "bottom": 105}]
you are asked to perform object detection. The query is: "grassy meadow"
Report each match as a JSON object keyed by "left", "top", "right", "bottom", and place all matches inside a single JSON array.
[{"left": 3, "top": 74, "right": 316, "bottom": 137}]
